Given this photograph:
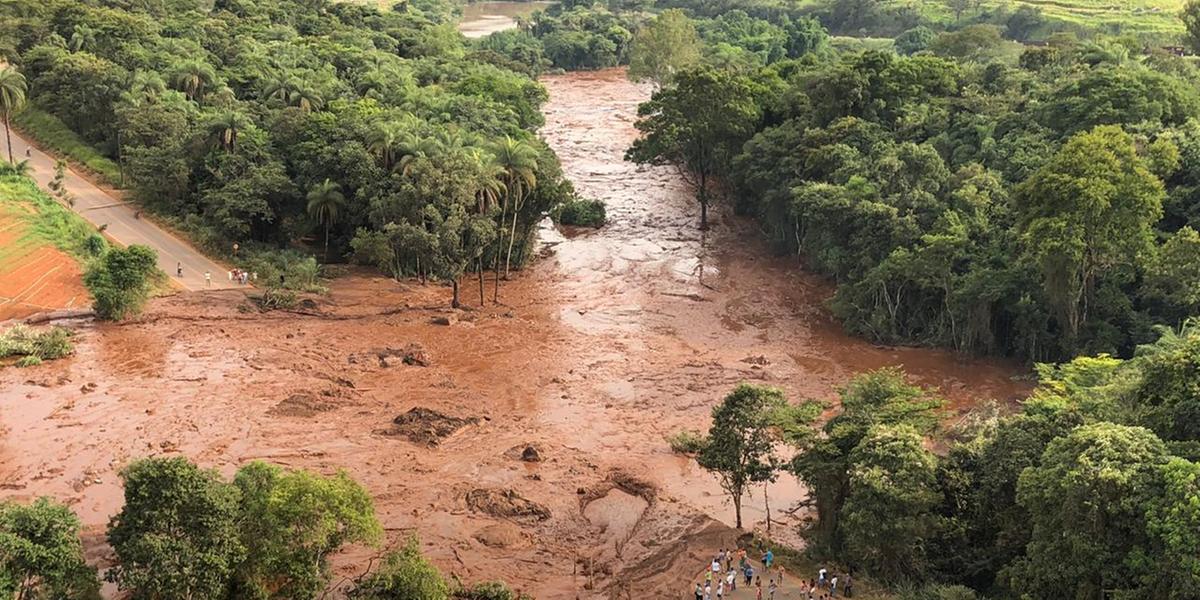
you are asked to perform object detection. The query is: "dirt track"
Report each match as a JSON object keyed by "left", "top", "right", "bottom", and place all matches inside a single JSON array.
[{"left": 0, "top": 69, "right": 1029, "bottom": 598}]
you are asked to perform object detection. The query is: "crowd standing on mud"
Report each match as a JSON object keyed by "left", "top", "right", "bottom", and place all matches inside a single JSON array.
[{"left": 694, "top": 548, "right": 852, "bottom": 599}]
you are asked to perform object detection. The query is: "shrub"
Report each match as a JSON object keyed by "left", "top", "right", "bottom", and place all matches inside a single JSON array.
[
  {"left": 552, "top": 198, "right": 606, "bottom": 228},
  {"left": 238, "top": 248, "right": 327, "bottom": 293},
  {"left": 454, "top": 581, "right": 533, "bottom": 600},
  {"left": 666, "top": 430, "right": 708, "bottom": 454},
  {"left": 15, "top": 355, "right": 43, "bottom": 367},
  {"left": 84, "top": 245, "right": 159, "bottom": 320},
  {"left": 0, "top": 324, "right": 74, "bottom": 364},
  {"left": 350, "top": 536, "right": 449, "bottom": 600},
  {"left": 253, "top": 288, "right": 299, "bottom": 311}
]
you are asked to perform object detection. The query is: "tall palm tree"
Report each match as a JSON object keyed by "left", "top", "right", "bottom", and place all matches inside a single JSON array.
[
  {"left": 0, "top": 66, "right": 28, "bottom": 164},
  {"left": 307, "top": 178, "right": 345, "bottom": 263},
  {"left": 205, "top": 110, "right": 250, "bottom": 152},
  {"left": 171, "top": 60, "right": 217, "bottom": 102},
  {"left": 489, "top": 136, "right": 539, "bottom": 281}
]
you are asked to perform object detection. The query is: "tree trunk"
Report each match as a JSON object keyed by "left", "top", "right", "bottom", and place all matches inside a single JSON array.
[
  {"left": 504, "top": 207, "right": 519, "bottom": 279},
  {"left": 733, "top": 492, "right": 742, "bottom": 530},
  {"left": 4, "top": 114, "right": 12, "bottom": 165},
  {"left": 700, "top": 197, "right": 708, "bottom": 230},
  {"left": 323, "top": 221, "right": 330, "bottom": 263},
  {"left": 478, "top": 258, "right": 485, "bottom": 306},
  {"left": 451, "top": 278, "right": 460, "bottom": 308},
  {"left": 764, "top": 483, "right": 771, "bottom": 539}
]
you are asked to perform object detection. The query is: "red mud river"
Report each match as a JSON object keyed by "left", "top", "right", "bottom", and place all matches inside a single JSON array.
[{"left": 0, "top": 69, "right": 1029, "bottom": 598}]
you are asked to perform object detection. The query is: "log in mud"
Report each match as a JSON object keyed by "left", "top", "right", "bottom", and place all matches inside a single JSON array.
[{"left": 0, "top": 68, "right": 1028, "bottom": 598}]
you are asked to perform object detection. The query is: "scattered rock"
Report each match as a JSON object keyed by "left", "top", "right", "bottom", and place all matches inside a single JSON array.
[
  {"left": 431, "top": 315, "right": 457, "bottom": 326},
  {"left": 473, "top": 522, "right": 529, "bottom": 548},
  {"left": 386, "top": 407, "right": 480, "bottom": 446},
  {"left": 79, "top": 382, "right": 98, "bottom": 393},
  {"left": 741, "top": 355, "right": 770, "bottom": 366},
  {"left": 466, "top": 488, "right": 551, "bottom": 521},
  {"left": 268, "top": 393, "right": 338, "bottom": 418},
  {"left": 521, "top": 445, "right": 542, "bottom": 462}
]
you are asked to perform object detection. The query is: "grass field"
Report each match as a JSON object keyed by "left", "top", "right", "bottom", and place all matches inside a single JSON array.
[
  {"left": 909, "top": 0, "right": 1187, "bottom": 38},
  {"left": 0, "top": 175, "right": 95, "bottom": 320}
]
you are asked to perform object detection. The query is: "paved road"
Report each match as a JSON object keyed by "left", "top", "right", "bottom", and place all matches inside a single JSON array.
[{"left": 8, "top": 133, "right": 238, "bottom": 291}]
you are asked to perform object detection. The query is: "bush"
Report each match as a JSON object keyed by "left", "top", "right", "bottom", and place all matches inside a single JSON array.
[
  {"left": 350, "top": 536, "right": 449, "bottom": 600},
  {"left": 552, "top": 198, "right": 606, "bottom": 227},
  {"left": 12, "top": 108, "right": 122, "bottom": 187},
  {"left": 0, "top": 324, "right": 74, "bottom": 364},
  {"left": 15, "top": 355, "right": 43, "bottom": 367},
  {"left": 454, "top": 581, "right": 533, "bottom": 600},
  {"left": 238, "top": 248, "right": 326, "bottom": 293},
  {"left": 253, "top": 288, "right": 299, "bottom": 311},
  {"left": 897, "top": 583, "right": 979, "bottom": 600},
  {"left": 666, "top": 430, "right": 708, "bottom": 454},
  {"left": 84, "top": 245, "right": 159, "bottom": 320}
]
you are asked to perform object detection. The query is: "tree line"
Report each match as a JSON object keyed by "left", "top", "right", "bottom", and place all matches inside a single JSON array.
[
  {"left": 0, "top": 0, "right": 580, "bottom": 305},
  {"left": 689, "top": 319, "right": 1200, "bottom": 598},
  {"left": 1, "top": 456, "right": 527, "bottom": 600}
]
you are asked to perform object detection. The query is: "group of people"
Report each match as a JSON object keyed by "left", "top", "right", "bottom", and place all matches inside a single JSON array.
[
  {"left": 693, "top": 547, "right": 777, "bottom": 600},
  {"left": 692, "top": 548, "right": 852, "bottom": 600},
  {"left": 801, "top": 567, "right": 852, "bottom": 599},
  {"left": 228, "top": 269, "right": 256, "bottom": 285}
]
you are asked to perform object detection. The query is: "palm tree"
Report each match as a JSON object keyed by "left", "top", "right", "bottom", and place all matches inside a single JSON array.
[
  {"left": 489, "top": 136, "right": 539, "bottom": 282},
  {"left": 171, "top": 60, "right": 217, "bottom": 102},
  {"left": 68, "top": 25, "right": 96, "bottom": 53},
  {"left": 262, "top": 75, "right": 323, "bottom": 112},
  {"left": 122, "top": 71, "right": 167, "bottom": 107},
  {"left": 0, "top": 66, "right": 28, "bottom": 164},
  {"left": 205, "top": 110, "right": 250, "bottom": 152},
  {"left": 307, "top": 178, "right": 345, "bottom": 263},
  {"left": 366, "top": 121, "right": 407, "bottom": 170}
]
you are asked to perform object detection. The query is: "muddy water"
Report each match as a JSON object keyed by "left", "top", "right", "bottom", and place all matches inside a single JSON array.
[
  {"left": 459, "top": 1, "right": 552, "bottom": 38},
  {"left": 0, "top": 68, "right": 1028, "bottom": 598}
]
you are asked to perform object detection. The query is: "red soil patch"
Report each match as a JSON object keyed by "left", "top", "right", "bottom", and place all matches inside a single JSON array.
[{"left": 0, "top": 212, "right": 88, "bottom": 321}]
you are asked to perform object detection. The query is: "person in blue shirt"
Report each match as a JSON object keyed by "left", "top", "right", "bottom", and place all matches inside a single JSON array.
[{"left": 762, "top": 549, "right": 774, "bottom": 570}]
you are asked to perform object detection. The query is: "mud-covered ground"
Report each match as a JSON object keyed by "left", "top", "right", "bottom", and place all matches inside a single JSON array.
[{"left": 0, "top": 69, "right": 1028, "bottom": 598}]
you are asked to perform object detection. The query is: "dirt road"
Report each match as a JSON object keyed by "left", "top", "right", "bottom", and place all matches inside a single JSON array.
[{"left": 8, "top": 132, "right": 236, "bottom": 291}]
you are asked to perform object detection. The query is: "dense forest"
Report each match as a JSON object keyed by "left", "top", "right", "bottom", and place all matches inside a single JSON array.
[{"left": 0, "top": 0, "right": 577, "bottom": 304}]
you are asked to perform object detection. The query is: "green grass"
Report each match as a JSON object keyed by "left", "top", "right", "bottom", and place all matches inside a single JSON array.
[
  {"left": 903, "top": 0, "right": 1187, "bottom": 39},
  {"left": 12, "top": 107, "right": 122, "bottom": 188},
  {"left": 0, "top": 175, "right": 105, "bottom": 262},
  {"left": 831, "top": 36, "right": 897, "bottom": 52}
]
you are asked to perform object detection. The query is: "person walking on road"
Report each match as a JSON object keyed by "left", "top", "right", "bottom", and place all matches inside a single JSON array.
[
  {"left": 176, "top": 262, "right": 182, "bottom": 277},
  {"left": 205, "top": 270, "right": 211, "bottom": 287}
]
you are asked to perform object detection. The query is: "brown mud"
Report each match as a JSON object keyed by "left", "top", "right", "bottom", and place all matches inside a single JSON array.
[{"left": 0, "top": 68, "right": 1029, "bottom": 598}]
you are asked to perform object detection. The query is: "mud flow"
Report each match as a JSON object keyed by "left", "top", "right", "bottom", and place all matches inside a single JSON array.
[{"left": 0, "top": 68, "right": 1027, "bottom": 598}]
